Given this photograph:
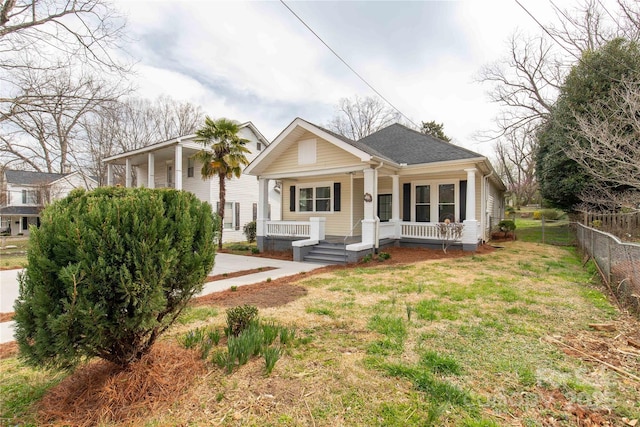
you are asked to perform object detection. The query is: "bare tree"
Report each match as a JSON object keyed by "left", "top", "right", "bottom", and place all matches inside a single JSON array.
[
  {"left": 477, "top": 0, "right": 639, "bottom": 140},
  {"left": 0, "top": 0, "right": 128, "bottom": 73},
  {"left": 0, "top": 65, "right": 127, "bottom": 173},
  {"left": 79, "top": 96, "right": 205, "bottom": 184},
  {"left": 326, "top": 95, "right": 402, "bottom": 140},
  {"left": 493, "top": 125, "right": 538, "bottom": 208},
  {"left": 565, "top": 80, "right": 640, "bottom": 209}
]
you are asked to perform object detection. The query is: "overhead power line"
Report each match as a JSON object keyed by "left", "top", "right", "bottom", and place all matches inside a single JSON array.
[{"left": 279, "top": 0, "right": 419, "bottom": 129}]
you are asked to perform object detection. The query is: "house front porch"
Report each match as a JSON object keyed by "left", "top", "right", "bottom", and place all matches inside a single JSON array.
[{"left": 258, "top": 217, "right": 477, "bottom": 263}]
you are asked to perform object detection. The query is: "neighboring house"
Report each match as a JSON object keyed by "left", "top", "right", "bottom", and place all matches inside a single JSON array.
[
  {"left": 102, "top": 122, "right": 281, "bottom": 243},
  {"left": 0, "top": 170, "right": 97, "bottom": 236},
  {"left": 245, "top": 118, "right": 506, "bottom": 263}
]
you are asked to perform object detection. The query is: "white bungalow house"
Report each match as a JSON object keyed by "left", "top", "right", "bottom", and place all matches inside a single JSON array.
[
  {"left": 102, "top": 122, "right": 281, "bottom": 243},
  {"left": 0, "top": 169, "right": 97, "bottom": 236},
  {"left": 245, "top": 118, "right": 506, "bottom": 263}
]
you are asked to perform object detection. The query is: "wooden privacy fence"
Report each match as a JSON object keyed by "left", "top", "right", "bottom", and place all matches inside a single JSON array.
[
  {"left": 578, "top": 210, "right": 640, "bottom": 239},
  {"left": 576, "top": 223, "right": 640, "bottom": 317}
]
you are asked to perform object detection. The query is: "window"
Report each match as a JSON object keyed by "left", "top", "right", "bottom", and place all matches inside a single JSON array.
[
  {"left": 438, "top": 184, "right": 455, "bottom": 222},
  {"left": 298, "top": 185, "right": 331, "bottom": 212},
  {"left": 187, "top": 158, "right": 194, "bottom": 178},
  {"left": 378, "top": 194, "right": 392, "bottom": 222},
  {"left": 167, "top": 164, "right": 174, "bottom": 188},
  {"left": 256, "top": 142, "right": 262, "bottom": 151},
  {"left": 415, "top": 185, "right": 430, "bottom": 222},
  {"left": 315, "top": 186, "right": 331, "bottom": 212},
  {"left": 223, "top": 202, "right": 233, "bottom": 229},
  {"left": 299, "top": 188, "right": 313, "bottom": 212},
  {"left": 22, "top": 189, "right": 39, "bottom": 204}
]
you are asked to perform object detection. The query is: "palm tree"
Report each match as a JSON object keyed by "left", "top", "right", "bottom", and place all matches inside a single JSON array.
[{"left": 195, "top": 117, "right": 251, "bottom": 249}]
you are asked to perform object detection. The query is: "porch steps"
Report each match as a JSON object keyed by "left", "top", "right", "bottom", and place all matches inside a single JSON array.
[{"left": 303, "top": 242, "right": 348, "bottom": 265}]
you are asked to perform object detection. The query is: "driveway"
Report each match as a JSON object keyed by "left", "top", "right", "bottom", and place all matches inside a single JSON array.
[{"left": 0, "top": 254, "right": 325, "bottom": 344}]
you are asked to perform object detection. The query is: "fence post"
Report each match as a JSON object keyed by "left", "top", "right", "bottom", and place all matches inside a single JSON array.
[{"left": 541, "top": 216, "right": 545, "bottom": 244}]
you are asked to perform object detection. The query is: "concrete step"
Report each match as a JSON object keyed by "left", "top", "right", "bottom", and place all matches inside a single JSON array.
[{"left": 303, "top": 254, "right": 347, "bottom": 264}]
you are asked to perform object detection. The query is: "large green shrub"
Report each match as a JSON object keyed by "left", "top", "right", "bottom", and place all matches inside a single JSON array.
[
  {"left": 243, "top": 220, "right": 257, "bottom": 243},
  {"left": 14, "top": 187, "right": 217, "bottom": 369}
]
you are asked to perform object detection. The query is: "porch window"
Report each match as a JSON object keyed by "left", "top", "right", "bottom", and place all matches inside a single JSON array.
[
  {"left": 415, "top": 185, "right": 431, "bottom": 222},
  {"left": 187, "top": 158, "right": 194, "bottom": 178},
  {"left": 438, "top": 184, "right": 455, "bottom": 222},
  {"left": 298, "top": 185, "right": 331, "bottom": 212},
  {"left": 378, "top": 194, "right": 392, "bottom": 222}
]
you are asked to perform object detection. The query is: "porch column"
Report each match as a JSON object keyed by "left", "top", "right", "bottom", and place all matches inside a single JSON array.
[
  {"left": 174, "top": 144, "right": 183, "bottom": 190},
  {"left": 256, "top": 178, "right": 269, "bottom": 251},
  {"left": 462, "top": 168, "right": 478, "bottom": 250},
  {"left": 107, "top": 163, "right": 113, "bottom": 186},
  {"left": 147, "top": 153, "right": 155, "bottom": 189},
  {"left": 391, "top": 174, "right": 401, "bottom": 238},
  {"left": 362, "top": 167, "right": 376, "bottom": 246},
  {"left": 125, "top": 158, "right": 131, "bottom": 188}
]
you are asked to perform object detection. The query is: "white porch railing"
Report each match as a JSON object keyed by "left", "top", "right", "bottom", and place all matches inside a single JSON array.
[
  {"left": 265, "top": 221, "right": 311, "bottom": 237},
  {"left": 379, "top": 222, "right": 396, "bottom": 239},
  {"left": 401, "top": 222, "right": 463, "bottom": 240}
]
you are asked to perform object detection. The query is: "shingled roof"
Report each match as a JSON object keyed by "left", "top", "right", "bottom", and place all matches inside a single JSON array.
[
  {"left": 357, "top": 124, "right": 483, "bottom": 165},
  {"left": 4, "top": 170, "right": 67, "bottom": 186}
]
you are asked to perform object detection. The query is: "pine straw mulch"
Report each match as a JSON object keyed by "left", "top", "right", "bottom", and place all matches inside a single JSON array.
[
  {"left": 35, "top": 342, "right": 205, "bottom": 427},
  {"left": 0, "top": 312, "right": 13, "bottom": 322}
]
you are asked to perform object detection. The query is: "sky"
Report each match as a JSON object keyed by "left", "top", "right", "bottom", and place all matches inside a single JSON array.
[{"left": 113, "top": 0, "right": 575, "bottom": 155}]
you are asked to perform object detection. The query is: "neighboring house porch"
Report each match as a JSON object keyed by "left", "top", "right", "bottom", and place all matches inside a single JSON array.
[
  {"left": 245, "top": 118, "right": 505, "bottom": 263},
  {"left": 102, "top": 122, "right": 281, "bottom": 243}
]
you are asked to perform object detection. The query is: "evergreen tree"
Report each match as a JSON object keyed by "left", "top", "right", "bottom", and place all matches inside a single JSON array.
[
  {"left": 536, "top": 38, "right": 640, "bottom": 210},
  {"left": 14, "top": 187, "right": 217, "bottom": 369}
]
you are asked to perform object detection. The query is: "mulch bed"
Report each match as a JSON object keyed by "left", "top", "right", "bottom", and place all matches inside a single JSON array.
[{"left": 36, "top": 342, "right": 205, "bottom": 427}]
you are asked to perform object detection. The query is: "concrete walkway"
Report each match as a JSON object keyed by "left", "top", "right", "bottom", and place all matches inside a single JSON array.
[{"left": 0, "top": 254, "right": 326, "bottom": 344}]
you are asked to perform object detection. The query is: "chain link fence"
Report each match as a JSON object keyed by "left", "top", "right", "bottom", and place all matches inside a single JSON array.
[{"left": 576, "top": 223, "right": 640, "bottom": 316}]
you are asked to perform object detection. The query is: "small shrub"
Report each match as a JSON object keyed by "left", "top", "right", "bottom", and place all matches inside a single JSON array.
[
  {"left": 505, "top": 206, "right": 516, "bottom": 217},
  {"left": 182, "top": 328, "right": 206, "bottom": 349},
  {"left": 226, "top": 304, "right": 259, "bottom": 337},
  {"left": 266, "top": 277, "right": 272, "bottom": 282},
  {"left": 251, "top": 247, "right": 260, "bottom": 254},
  {"left": 378, "top": 252, "right": 391, "bottom": 260},
  {"left": 279, "top": 326, "right": 296, "bottom": 346},
  {"left": 591, "top": 219, "right": 602, "bottom": 228},
  {"left": 263, "top": 346, "right": 281, "bottom": 375},
  {"left": 534, "top": 209, "right": 562, "bottom": 220},
  {"left": 497, "top": 220, "right": 516, "bottom": 238},
  {"left": 362, "top": 254, "right": 372, "bottom": 263},
  {"left": 243, "top": 221, "right": 257, "bottom": 243},
  {"left": 207, "top": 328, "right": 221, "bottom": 346},
  {"left": 230, "top": 285, "right": 238, "bottom": 292},
  {"left": 261, "top": 321, "right": 279, "bottom": 346}
]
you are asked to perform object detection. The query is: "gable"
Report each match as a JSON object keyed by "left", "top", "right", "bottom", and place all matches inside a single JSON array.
[{"left": 263, "top": 130, "right": 364, "bottom": 175}]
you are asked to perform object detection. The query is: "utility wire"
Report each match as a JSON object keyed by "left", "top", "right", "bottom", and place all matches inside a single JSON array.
[{"left": 279, "top": 0, "right": 419, "bottom": 129}]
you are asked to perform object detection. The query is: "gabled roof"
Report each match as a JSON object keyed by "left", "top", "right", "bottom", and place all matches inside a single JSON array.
[
  {"left": 4, "top": 170, "right": 67, "bottom": 186},
  {"left": 358, "top": 124, "right": 482, "bottom": 165}
]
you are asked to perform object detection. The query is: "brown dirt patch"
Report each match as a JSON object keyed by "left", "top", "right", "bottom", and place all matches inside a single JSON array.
[
  {"left": 36, "top": 342, "right": 205, "bottom": 427},
  {"left": 0, "top": 341, "right": 18, "bottom": 359}
]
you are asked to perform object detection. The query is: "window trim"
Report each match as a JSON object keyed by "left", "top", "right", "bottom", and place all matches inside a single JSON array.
[
  {"left": 412, "top": 180, "right": 459, "bottom": 223},
  {"left": 187, "top": 158, "right": 195, "bottom": 178},
  {"left": 296, "top": 181, "right": 333, "bottom": 213}
]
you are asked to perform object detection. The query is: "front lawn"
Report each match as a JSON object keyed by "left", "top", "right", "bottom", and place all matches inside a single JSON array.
[{"left": 1, "top": 241, "right": 638, "bottom": 426}]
